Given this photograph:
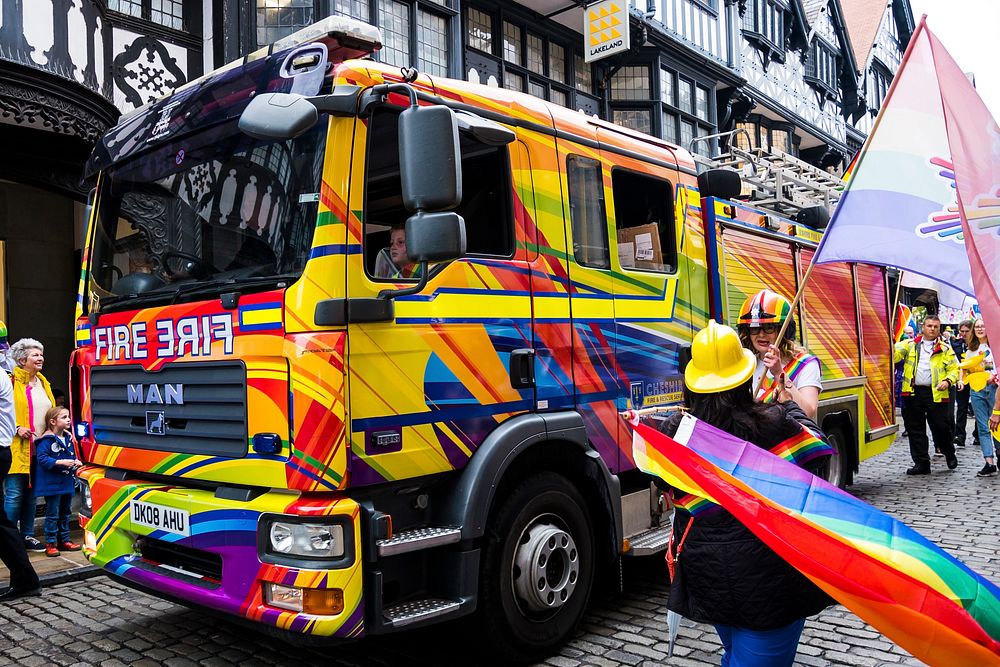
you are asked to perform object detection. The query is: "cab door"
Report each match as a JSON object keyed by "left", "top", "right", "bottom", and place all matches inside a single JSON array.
[
  {"left": 596, "top": 133, "right": 687, "bottom": 468},
  {"left": 343, "top": 104, "right": 533, "bottom": 485}
]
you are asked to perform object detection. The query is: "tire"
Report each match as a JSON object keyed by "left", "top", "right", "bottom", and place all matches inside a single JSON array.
[
  {"left": 478, "top": 472, "right": 595, "bottom": 664},
  {"left": 821, "top": 428, "right": 850, "bottom": 488}
]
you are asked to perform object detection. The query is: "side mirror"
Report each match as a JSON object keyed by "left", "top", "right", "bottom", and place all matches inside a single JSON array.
[
  {"left": 405, "top": 211, "right": 466, "bottom": 263},
  {"left": 239, "top": 93, "right": 318, "bottom": 140},
  {"left": 398, "top": 105, "right": 462, "bottom": 212},
  {"left": 697, "top": 168, "right": 742, "bottom": 200}
]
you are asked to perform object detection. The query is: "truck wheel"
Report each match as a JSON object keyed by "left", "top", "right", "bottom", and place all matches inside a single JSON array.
[
  {"left": 479, "top": 471, "right": 595, "bottom": 663},
  {"left": 822, "top": 428, "right": 849, "bottom": 488}
]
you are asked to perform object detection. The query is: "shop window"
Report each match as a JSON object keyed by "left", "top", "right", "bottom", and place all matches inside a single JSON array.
[
  {"left": 567, "top": 156, "right": 609, "bottom": 269},
  {"left": 611, "top": 170, "right": 676, "bottom": 273},
  {"left": 379, "top": 1, "right": 411, "bottom": 67},
  {"left": 613, "top": 109, "right": 651, "bottom": 134},
  {"left": 526, "top": 33, "right": 544, "bottom": 75},
  {"left": 111, "top": 0, "right": 185, "bottom": 30},
  {"left": 466, "top": 7, "right": 493, "bottom": 52},
  {"left": 575, "top": 54, "right": 592, "bottom": 94},
  {"left": 661, "top": 110, "right": 678, "bottom": 144},
  {"left": 549, "top": 43, "right": 566, "bottom": 84},
  {"left": 659, "top": 68, "right": 674, "bottom": 105},
  {"left": 503, "top": 21, "right": 522, "bottom": 64},
  {"left": 529, "top": 81, "right": 546, "bottom": 99},
  {"left": 363, "top": 108, "right": 514, "bottom": 280},
  {"left": 417, "top": 8, "right": 449, "bottom": 76},
  {"left": 331, "top": 0, "right": 370, "bottom": 21},
  {"left": 505, "top": 70, "right": 525, "bottom": 92},
  {"left": 550, "top": 88, "right": 567, "bottom": 107},
  {"left": 610, "top": 65, "right": 650, "bottom": 101}
]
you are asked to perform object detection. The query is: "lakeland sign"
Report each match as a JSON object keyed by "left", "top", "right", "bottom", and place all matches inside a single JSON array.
[{"left": 584, "top": 0, "right": 629, "bottom": 63}]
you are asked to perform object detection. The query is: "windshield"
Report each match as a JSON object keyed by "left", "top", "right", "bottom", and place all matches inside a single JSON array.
[{"left": 89, "top": 117, "right": 327, "bottom": 311}]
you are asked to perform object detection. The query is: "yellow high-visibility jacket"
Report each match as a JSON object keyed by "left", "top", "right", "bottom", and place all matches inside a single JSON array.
[{"left": 894, "top": 336, "right": 958, "bottom": 403}]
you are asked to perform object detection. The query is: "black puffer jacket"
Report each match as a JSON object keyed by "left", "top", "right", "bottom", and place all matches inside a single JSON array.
[{"left": 659, "top": 402, "right": 834, "bottom": 629}]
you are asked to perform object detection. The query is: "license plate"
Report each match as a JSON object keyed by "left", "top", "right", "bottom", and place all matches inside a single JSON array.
[{"left": 130, "top": 500, "right": 190, "bottom": 537}]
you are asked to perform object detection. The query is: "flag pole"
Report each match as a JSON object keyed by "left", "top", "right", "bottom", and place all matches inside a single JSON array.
[{"left": 755, "top": 18, "right": 930, "bottom": 398}]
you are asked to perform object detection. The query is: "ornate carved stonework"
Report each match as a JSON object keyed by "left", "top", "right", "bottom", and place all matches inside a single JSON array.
[{"left": 0, "top": 77, "right": 112, "bottom": 142}]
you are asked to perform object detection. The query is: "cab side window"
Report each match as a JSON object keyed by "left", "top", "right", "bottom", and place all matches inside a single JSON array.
[
  {"left": 363, "top": 107, "right": 514, "bottom": 280},
  {"left": 611, "top": 170, "right": 676, "bottom": 273},
  {"left": 567, "top": 155, "right": 610, "bottom": 269}
]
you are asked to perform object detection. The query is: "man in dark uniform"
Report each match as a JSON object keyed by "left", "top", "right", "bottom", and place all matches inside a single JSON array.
[{"left": 0, "top": 369, "right": 39, "bottom": 600}]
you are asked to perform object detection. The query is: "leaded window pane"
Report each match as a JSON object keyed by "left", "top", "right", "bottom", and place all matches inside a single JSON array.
[
  {"left": 109, "top": 0, "right": 142, "bottom": 18},
  {"left": 662, "top": 111, "right": 678, "bottom": 144},
  {"left": 467, "top": 7, "right": 493, "bottom": 53},
  {"left": 550, "top": 88, "right": 567, "bottom": 107},
  {"left": 660, "top": 68, "right": 674, "bottom": 105},
  {"left": 678, "top": 79, "right": 693, "bottom": 113},
  {"left": 257, "top": 0, "right": 313, "bottom": 47},
  {"left": 503, "top": 21, "right": 522, "bottom": 64},
  {"left": 575, "top": 54, "right": 592, "bottom": 94},
  {"left": 771, "top": 128, "right": 790, "bottom": 153},
  {"left": 610, "top": 65, "right": 650, "bottom": 101},
  {"left": 379, "top": 1, "right": 410, "bottom": 68},
  {"left": 680, "top": 120, "right": 694, "bottom": 150},
  {"left": 735, "top": 121, "right": 755, "bottom": 149},
  {"left": 696, "top": 86, "right": 709, "bottom": 120},
  {"left": 529, "top": 81, "right": 546, "bottom": 99},
  {"left": 331, "top": 0, "right": 370, "bottom": 22},
  {"left": 613, "top": 109, "right": 651, "bottom": 134},
  {"left": 417, "top": 9, "right": 449, "bottom": 76},
  {"left": 151, "top": 0, "right": 184, "bottom": 30},
  {"left": 526, "top": 33, "right": 544, "bottom": 75},
  {"left": 549, "top": 43, "right": 566, "bottom": 84},
  {"left": 505, "top": 70, "right": 525, "bottom": 92}
]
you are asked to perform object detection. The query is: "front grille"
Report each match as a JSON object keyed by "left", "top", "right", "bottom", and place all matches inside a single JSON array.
[
  {"left": 136, "top": 536, "right": 223, "bottom": 586},
  {"left": 90, "top": 362, "right": 248, "bottom": 457}
]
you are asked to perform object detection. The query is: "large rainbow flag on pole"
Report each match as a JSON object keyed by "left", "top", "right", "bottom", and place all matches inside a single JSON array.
[{"left": 629, "top": 413, "right": 1000, "bottom": 666}]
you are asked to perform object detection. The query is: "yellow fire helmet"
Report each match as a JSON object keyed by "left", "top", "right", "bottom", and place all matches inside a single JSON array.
[{"left": 685, "top": 320, "right": 757, "bottom": 394}]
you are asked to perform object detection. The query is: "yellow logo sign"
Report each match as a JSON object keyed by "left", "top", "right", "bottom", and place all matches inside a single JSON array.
[{"left": 585, "top": 0, "right": 629, "bottom": 63}]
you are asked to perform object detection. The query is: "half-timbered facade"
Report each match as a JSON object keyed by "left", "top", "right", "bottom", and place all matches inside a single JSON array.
[{"left": 841, "top": 0, "right": 914, "bottom": 153}]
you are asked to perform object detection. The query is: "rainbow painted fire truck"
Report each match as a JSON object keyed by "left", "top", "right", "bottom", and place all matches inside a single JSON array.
[{"left": 72, "top": 16, "right": 896, "bottom": 661}]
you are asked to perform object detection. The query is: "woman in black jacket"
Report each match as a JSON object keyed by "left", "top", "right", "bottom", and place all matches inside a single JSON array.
[{"left": 659, "top": 320, "right": 833, "bottom": 666}]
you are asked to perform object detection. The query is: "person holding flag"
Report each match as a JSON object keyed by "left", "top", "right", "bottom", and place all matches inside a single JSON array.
[
  {"left": 736, "top": 289, "right": 822, "bottom": 419},
  {"left": 655, "top": 320, "right": 833, "bottom": 666}
]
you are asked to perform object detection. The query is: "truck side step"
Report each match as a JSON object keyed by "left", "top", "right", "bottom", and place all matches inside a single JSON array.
[
  {"left": 625, "top": 524, "right": 672, "bottom": 556},
  {"left": 383, "top": 598, "right": 461, "bottom": 628},
  {"left": 377, "top": 526, "right": 461, "bottom": 557}
]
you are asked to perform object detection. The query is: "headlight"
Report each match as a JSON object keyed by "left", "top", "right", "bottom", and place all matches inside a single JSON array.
[
  {"left": 81, "top": 484, "right": 92, "bottom": 512},
  {"left": 267, "top": 521, "right": 345, "bottom": 558}
]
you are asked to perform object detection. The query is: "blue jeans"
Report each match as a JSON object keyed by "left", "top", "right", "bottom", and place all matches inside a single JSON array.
[
  {"left": 43, "top": 493, "right": 72, "bottom": 544},
  {"left": 715, "top": 618, "right": 806, "bottom": 667},
  {"left": 970, "top": 383, "right": 999, "bottom": 459},
  {"left": 3, "top": 473, "right": 35, "bottom": 538}
]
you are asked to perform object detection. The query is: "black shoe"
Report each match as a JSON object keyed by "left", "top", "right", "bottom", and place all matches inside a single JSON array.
[
  {"left": 976, "top": 464, "right": 998, "bottom": 477},
  {"left": 906, "top": 465, "right": 931, "bottom": 475},
  {"left": 0, "top": 586, "right": 40, "bottom": 602},
  {"left": 946, "top": 456, "right": 959, "bottom": 470},
  {"left": 956, "top": 441, "right": 966, "bottom": 448},
  {"left": 22, "top": 536, "right": 44, "bottom": 553}
]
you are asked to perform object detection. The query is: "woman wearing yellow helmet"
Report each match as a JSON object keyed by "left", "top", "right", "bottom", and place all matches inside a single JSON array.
[
  {"left": 658, "top": 321, "right": 833, "bottom": 666},
  {"left": 736, "top": 289, "right": 821, "bottom": 419}
]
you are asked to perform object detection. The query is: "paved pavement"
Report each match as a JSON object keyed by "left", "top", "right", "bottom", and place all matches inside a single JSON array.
[{"left": 0, "top": 418, "right": 994, "bottom": 666}]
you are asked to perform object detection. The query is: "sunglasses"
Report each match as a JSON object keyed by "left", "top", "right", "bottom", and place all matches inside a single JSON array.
[{"left": 748, "top": 324, "right": 779, "bottom": 335}]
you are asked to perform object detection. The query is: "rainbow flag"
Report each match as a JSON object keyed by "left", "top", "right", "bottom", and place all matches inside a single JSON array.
[
  {"left": 893, "top": 303, "right": 912, "bottom": 343},
  {"left": 630, "top": 414, "right": 1000, "bottom": 665}
]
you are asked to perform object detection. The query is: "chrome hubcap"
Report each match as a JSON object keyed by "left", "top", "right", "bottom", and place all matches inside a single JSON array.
[{"left": 512, "top": 520, "right": 579, "bottom": 613}]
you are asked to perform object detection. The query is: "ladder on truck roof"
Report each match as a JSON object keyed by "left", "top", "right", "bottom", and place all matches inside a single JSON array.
[{"left": 690, "top": 130, "right": 845, "bottom": 219}]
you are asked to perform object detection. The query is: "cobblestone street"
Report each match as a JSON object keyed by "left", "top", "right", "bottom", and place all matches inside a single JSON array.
[{"left": 0, "top": 422, "right": 994, "bottom": 667}]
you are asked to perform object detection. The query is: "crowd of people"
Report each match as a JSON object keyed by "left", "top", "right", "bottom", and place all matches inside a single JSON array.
[
  {"left": 895, "top": 315, "right": 1000, "bottom": 477},
  {"left": 0, "top": 327, "right": 82, "bottom": 602}
]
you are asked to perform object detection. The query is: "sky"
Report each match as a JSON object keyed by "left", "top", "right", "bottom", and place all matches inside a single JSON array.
[{"left": 907, "top": 0, "right": 1000, "bottom": 118}]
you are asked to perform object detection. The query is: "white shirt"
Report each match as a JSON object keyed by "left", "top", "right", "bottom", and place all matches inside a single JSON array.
[
  {"left": 0, "top": 372, "right": 15, "bottom": 448},
  {"left": 753, "top": 355, "right": 822, "bottom": 396},
  {"left": 914, "top": 338, "right": 935, "bottom": 386}
]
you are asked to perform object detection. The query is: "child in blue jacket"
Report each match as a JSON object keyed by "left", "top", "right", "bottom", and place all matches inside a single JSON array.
[{"left": 34, "top": 406, "right": 82, "bottom": 557}]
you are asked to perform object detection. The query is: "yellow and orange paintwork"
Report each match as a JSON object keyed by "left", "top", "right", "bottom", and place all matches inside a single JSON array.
[{"left": 75, "top": 60, "right": 893, "bottom": 638}]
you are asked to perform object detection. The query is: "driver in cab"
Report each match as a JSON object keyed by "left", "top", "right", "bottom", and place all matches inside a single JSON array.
[{"left": 374, "top": 226, "right": 422, "bottom": 280}]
